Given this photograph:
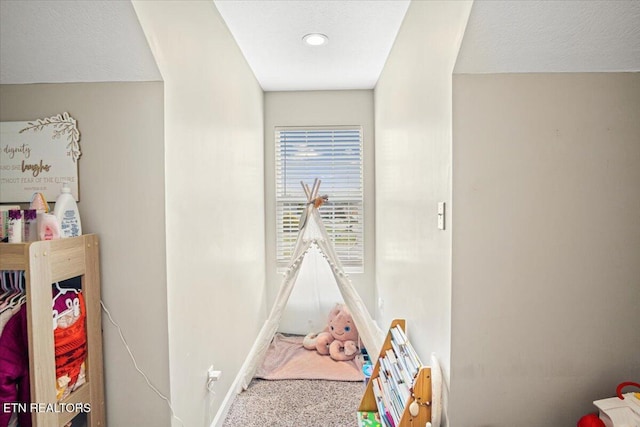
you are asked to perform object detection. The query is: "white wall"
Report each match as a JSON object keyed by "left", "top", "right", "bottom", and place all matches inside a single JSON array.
[
  {"left": 264, "top": 90, "right": 376, "bottom": 332},
  {"left": 373, "top": 2, "right": 472, "bottom": 424},
  {"left": 450, "top": 72, "right": 640, "bottom": 426},
  {"left": 0, "top": 82, "right": 170, "bottom": 426},
  {"left": 132, "top": 2, "right": 266, "bottom": 426}
]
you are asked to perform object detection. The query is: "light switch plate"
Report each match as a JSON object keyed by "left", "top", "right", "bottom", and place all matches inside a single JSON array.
[{"left": 437, "top": 202, "right": 445, "bottom": 230}]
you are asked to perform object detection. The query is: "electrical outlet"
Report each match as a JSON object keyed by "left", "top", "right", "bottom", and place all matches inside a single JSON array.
[
  {"left": 207, "top": 366, "right": 222, "bottom": 381},
  {"left": 206, "top": 365, "right": 222, "bottom": 393}
]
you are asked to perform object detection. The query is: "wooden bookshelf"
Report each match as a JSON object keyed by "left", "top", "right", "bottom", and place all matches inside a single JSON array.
[{"left": 358, "top": 319, "right": 432, "bottom": 427}]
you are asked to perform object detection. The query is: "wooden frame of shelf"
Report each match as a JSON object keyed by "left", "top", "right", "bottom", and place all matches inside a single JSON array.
[
  {"left": 358, "top": 319, "right": 432, "bottom": 427},
  {"left": 0, "top": 234, "right": 105, "bottom": 427}
]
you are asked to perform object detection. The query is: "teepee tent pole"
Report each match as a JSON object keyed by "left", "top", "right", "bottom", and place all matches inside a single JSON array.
[
  {"left": 310, "top": 178, "right": 321, "bottom": 200},
  {"left": 301, "top": 180, "right": 311, "bottom": 199},
  {"left": 235, "top": 180, "right": 384, "bottom": 392},
  {"left": 312, "top": 209, "right": 385, "bottom": 359},
  {"left": 236, "top": 240, "right": 312, "bottom": 390}
]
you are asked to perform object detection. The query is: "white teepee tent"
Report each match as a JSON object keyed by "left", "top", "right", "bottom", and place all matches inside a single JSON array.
[{"left": 235, "top": 179, "right": 385, "bottom": 391}]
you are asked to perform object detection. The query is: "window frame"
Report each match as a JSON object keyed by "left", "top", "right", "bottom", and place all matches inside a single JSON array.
[{"left": 274, "top": 125, "right": 364, "bottom": 273}]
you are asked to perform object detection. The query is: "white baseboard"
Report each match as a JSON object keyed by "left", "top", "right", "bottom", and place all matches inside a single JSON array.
[{"left": 209, "top": 368, "right": 244, "bottom": 427}]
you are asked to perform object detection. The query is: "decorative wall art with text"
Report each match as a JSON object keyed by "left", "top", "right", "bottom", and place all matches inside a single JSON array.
[{"left": 0, "top": 112, "right": 81, "bottom": 203}]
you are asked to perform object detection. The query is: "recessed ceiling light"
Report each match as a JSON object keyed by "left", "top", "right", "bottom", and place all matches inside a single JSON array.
[{"left": 302, "top": 33, "right": 328, "bottom": 46}]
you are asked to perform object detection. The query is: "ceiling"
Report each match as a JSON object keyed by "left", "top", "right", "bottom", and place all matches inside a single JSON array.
[
  {"left": 213, "top": 0, "right": 410, "bottom": 91},
  {"left": 455, "top": 0, "right": 640, "bottom": 73},
  {"left": 0, "top": 1, "right": 638, "bottom": 89},
  {"left": 0, "top": 0, "right": 161, "bottom": 84}
]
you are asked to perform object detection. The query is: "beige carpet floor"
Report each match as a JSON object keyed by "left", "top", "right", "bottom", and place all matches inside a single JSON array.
[{"left": 222, "top": 379, "right": 365, "bottom": 427}]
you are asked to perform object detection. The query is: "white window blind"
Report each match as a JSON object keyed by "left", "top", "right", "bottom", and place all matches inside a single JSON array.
[{"left": 275, "top": 126, "right": 364, "bottom": 271}]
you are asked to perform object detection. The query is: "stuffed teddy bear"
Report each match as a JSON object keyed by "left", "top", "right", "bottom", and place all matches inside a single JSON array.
[{"left": 303, "top": 303, "right": 360, "bottom": 361}]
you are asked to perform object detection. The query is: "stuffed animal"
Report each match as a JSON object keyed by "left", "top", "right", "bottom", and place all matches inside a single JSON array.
[{"left": 303, "top": 304, "right": 360, "bottom": 361}]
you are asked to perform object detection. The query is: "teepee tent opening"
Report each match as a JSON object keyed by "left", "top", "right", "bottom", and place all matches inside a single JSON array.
[
  {"left": 235, "top": 179, "right": 385, "bottom": 391},
  {"left": 278, "top": 243, "right": 345, "bottom": 335}
]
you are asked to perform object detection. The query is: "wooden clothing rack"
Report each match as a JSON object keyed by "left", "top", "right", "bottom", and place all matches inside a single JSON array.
[{"left": 0, "top": 234, "right": 105, "bottom": 427}]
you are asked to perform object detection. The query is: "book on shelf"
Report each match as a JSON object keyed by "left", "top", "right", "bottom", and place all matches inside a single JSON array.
[
  {"left": 390, "top": 325, "right": 422, "bottom": 374},
  {"left": 372, "top": 377, "right": 395, "bottom": 427},
  {"left": 358, "top": 320, "right": 433, "bottom": 427},
  {"left": 357, "top": 411, "right": 383, "bottom": 427},
  {"left": 383, "top": 349, "right": 411, "bottom": 403},
  {"left": 378, "top": 369, "right": 401, "bottom": 425},
  {"left": 375, "top": 324, "right": 427, "bottom": 425}
]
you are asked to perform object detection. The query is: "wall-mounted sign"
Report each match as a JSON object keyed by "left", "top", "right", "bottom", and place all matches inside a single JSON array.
[{"left": 0, "top": 112, "right": 81, "bottom": 203}]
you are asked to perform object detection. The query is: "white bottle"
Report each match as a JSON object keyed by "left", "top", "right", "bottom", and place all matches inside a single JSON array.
[{"left": 53, "top": 183, "right": 82, "bottom": 238}]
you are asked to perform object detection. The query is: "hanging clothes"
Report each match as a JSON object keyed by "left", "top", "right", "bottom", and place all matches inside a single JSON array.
[
  {"left": 0, "top": 272, "right": 88, "bottom": 426},
  {"left": 52, "top": 291, "right": 87, "bottom": 401},
  {"left": 0, "top": 303, "right": 30, "bottom": 427},
  {"left": 0, "top": 301, "right": 23, "bottom": 335},
  {"left": 0, "top": 271, "right": 28, "bottom": 427}
]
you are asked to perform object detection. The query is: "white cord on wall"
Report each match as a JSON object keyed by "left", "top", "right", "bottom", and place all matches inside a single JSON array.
[{"left": 100, "top": 300, "right": 185, "bottom": 427}]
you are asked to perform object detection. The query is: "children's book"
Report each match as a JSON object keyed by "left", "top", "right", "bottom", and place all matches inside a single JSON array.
[{"left": 357, "top": 411, "right": 383, "bottom": 427}]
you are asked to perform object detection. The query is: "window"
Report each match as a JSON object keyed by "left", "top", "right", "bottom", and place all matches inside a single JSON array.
[{"left": 275, "top": 126, "right": 364, "bottom": 271}]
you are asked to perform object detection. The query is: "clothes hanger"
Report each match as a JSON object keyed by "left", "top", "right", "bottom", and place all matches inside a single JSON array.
[
  {"left": 7, "top": 271, "right": 25, "bottom": 305},
  {"left": 52, "top": 281, "right": 81, "bottom": 329},
  {"left": 19, "top": 271, "right": 25, "bottom": 293},
  {"left": 0, "top": 271, "right": 10, "bottom": 308},
  {"left": 0, "top": 271, "right": 7, "bottom": 299},
  {"left": 6, "top": 293, "right": 26, "bottom": 311},
  {"left": 1, "top": 272, "right": 24, "bottom": 309},
  {"left": 52, "top": 281, "right": 79, "bottom": 303},
  {"left": 0, "top": 271, "right": 18, "bottom": 303}
]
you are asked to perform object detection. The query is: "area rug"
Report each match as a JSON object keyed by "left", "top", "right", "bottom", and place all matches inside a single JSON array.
[{"left": 255, "top": 333, "right": 364, "bottom": 381}]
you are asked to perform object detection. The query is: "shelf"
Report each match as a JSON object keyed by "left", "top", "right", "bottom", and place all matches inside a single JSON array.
[
  {"left": 358, "top": 319, "right": 432, "bottom": 427},
  {"left": 1, "top": 235, "right": 105, "bottom": 427}
]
